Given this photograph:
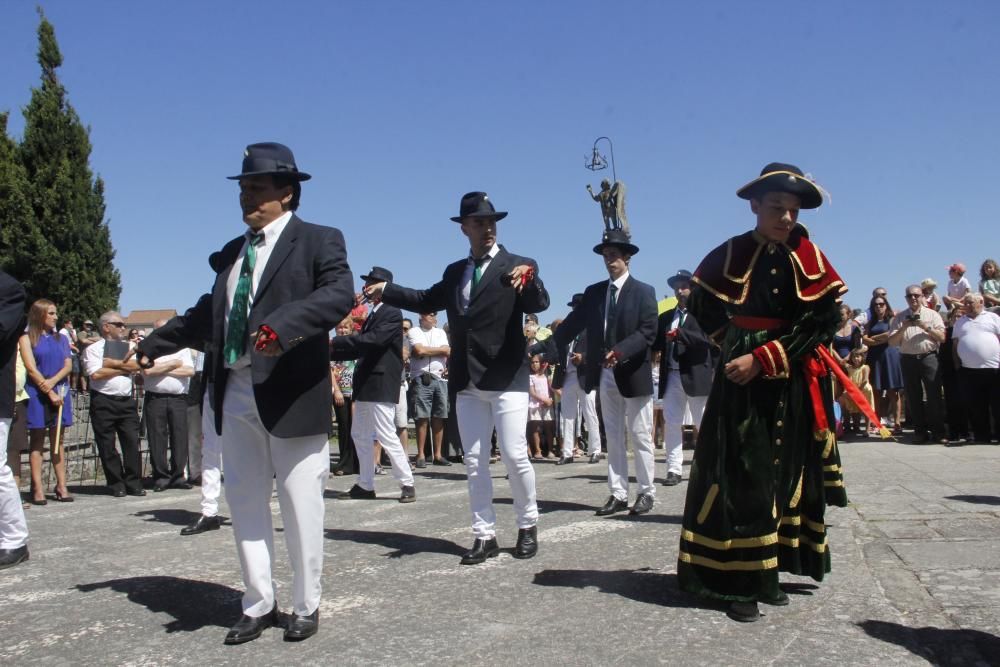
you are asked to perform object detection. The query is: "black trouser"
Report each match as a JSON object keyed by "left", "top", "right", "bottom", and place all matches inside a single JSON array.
[
  {"left": 144, "top": 391, "right": 189, "bottom": 486},
  {"left": 90, "top": 391, "right": 143, "bottom": 493},
  {"left": 333, "top": 396, "right": 359, "bottom": 473},
  {"left": 900, "top": 352, "right": 945, "bottom": 437},
  {"left": 961, "top": 367, "right": 1000, "bottom": 441}
]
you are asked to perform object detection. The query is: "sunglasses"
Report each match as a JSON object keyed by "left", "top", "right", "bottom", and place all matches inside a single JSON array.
[
  {"left": 107, "top": 321, "right": 127, "bottom": 328},
  {"left": 905, "top": 294, "right": 922, "bottom": 299},
  {"left": 874, "top": 302, "right": 887, "bottom": 306}
]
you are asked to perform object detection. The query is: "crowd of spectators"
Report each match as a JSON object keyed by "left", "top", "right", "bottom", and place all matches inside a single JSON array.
[{"left": 6, "top": 257, "right": 999, "bottom": 506}]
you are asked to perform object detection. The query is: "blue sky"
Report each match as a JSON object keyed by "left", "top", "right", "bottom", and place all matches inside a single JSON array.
[{"left": 2, "top": 1, "right": 998, "bottom": 321}]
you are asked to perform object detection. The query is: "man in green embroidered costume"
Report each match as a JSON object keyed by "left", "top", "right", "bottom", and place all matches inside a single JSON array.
[{"left": 677, "top": 163, "right": 848, "bottom": 622}]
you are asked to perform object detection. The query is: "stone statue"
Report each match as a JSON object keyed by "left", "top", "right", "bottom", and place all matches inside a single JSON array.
[{"left": 587, "top": 178, "right": 630, "bottom": 238}]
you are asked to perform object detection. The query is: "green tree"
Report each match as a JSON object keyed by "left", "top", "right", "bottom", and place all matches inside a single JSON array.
[
  {"left": 5, "top": 8, "right": 121, "bottom": 321},
  {"left": 0, "top": 112, "right": 41, "bottom": 294}
]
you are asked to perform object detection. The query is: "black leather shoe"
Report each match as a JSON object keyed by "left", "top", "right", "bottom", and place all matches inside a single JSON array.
[
  {"left": 348, "top": 484, "right": 376, "bottom": 499},
  {"left": 399, "top": 486, "right": 416, "bottom": 503},
  {"left": 760, "top": 590, "right": 789, "bottom": 606},
  {"left": 284, "top": 609, "right": 319, "bottom": 642},
  {"left": 181, "top": 514, "right": 222, "bottom": 536},
  {"left": 111, "top": 488, "right": 126, "bottom": 498},
  {"left": 414, "top": 458, "right": 427, "bottom": 469},
  {"left": 727, "top": 601, "right": 761, "bottom": 622},
  {"left": 153, "top": 483, "right": 169, "bottom": 492},
  {"left": 513, "top": 526, "right": 538, "bottom": 559},
  {"left": 664, "top": 472, "right": 682, "bottom": 486},
  {"left": 127, "top": 488, "right": 147, "bottom": 497},
  {"left": 224, "top": 605, "right": 279, "bottom": 645},
  {"left": 555, "top": 456, "right": 574, "bottom": 465},
  {"left": 187, "top": 475, "right": 202, "bottom": 486},
  {"left": 595, "top": 496, "right": 629, "bottom": 516},
  {"left": 432, "top": 457, "right": 452, "bottom": 467},
  {"left": 0, "top": 544, "right": 29, "bottom": 570},
  {"left": 460, "top": 537, "right": 500, "bottom": 565},
  {"left": 170, "top": 481, "right": 193, "bottom": 490},
  {"left": 629, "top": 493, "right": 655, "bottom": 515},
  {"left": 588, "top": 452, "right": 601, "bottom": 464}
]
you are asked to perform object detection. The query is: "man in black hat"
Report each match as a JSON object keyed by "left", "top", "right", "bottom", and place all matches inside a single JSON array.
[
  {"left": 136, "top": 142, "right": 354, "bottom": 643},
  {"left": 677, "top": 162, "right": 848, "bottom": 623},
  {"left": 331, "top": 267, "right": 415, "bottom": 503},
  {"left": 364, "top": 191, "right": 549, "bottom": 564},
  {"left": 652, "top": 270, "right": 714, "bottom": 486},
  {"left": 553, "top": 230, "right": 658, "bottom": 516},
  {"left": 0, "top": 270, "right": 29, "bottom": 570},
  {"left": 549, "top": 294, "right": 601, "bottom": 464}
]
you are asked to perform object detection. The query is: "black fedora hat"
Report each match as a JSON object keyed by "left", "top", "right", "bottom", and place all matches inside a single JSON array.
[
  {"left": 667, "top": 270, "right": 693, "bottom": 290},
  {"left": 450, "top": 192, "right": 507, "bottom": 223},
  {"left": 361, "top": 266, "right": 393, "bottom": 284},
  {"left": 593, "top": 229, "right": 639, "bottom": 256},
  {"left": 567, "top": 293, "right": 584, "bottom": 308},
  {"left": 736, "top": 162, "right": 823, "bottom": 209},
  {"left": 227, "top": 142, "right": 311, "bottom": 181}
]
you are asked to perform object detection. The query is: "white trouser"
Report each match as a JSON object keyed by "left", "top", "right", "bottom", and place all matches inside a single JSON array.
[
  {"left": 599, "top": 368, "right": 655, "bottom": 500},
  {"left": 0, "top": 418, "right": 29, "bottom": 550},
  {"left": 352, "top": 400, "right": 414, "bottom": 491},
  {"left": 456, "top": 386, "right": 538, "bottom": 539},
  {"left": 663, "top": 371, "right": 707, "bottom": 475},
  {"left": 222, "top": 368, "right": 329, "bottom": 618},
  {"left": 559, "top": 377, "right": 599, "bottom": 458},
  {"left": 200, "top": 394, "right": 222, "bottom": 518}
]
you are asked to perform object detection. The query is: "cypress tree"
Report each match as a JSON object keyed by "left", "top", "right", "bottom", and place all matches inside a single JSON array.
[
  {"left": 0, "top": 112, "right": 40, "bottom": 291},
  {"left": 8, "top": 8, "right": 121, "bottom": 320}
]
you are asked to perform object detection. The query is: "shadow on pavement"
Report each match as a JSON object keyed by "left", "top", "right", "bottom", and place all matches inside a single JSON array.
[
  {"left": 857, "top": 620, "right": 1000, "bottom": 665},
  {"left": 133, "top": 508, "right": 202, "bottom": 526},
  {"left": 76, "top": 576, "right": 241, "bottom": 632},
  {"left": 608, "top": 512, "right": 682, "bottom": 525},
  {"left": 414, "top": 471, "right": 467, "bottom": 481},
  {"left": 945, "top": 494, "right": 1000, "bottom": 506},
  {"left": 555, "top": 474, "right": 615, "bottom": 482},
  {"left": 65, "top": 485, "right": 112, "bottom": 496},
  {"left": 532, "top": 568, "right": 710, "bottom": 609},
  {"left": 491, "top": 496, "right": 595, "bottom": 514},
  {"left": 325, "top": 528, "right": 465, "bottom": 558}
]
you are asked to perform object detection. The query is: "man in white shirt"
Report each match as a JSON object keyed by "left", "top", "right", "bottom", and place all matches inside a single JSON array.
[
  {"left": 953, "top": 293, "right": 1000, "bottom": 443},
  {"left": 889, "top": 285, "right": 948, "bottom": 444},
  {"left": 142, "top": 318, "right": 195, "bottom": 491},
  {"left": 407, "top": 311, "right": 451, "bottom": 467},
  {"left": 83, "top": 311, "right": 145, "bottom": 497}
]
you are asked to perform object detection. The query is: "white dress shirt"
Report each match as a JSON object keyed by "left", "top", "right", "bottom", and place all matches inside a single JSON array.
[
  {"left": 143, "top": 349, "right": 194, "bottom": 394},
  {"left": 224, "top": 211, "right": 293, "bottom": 369},
  {"left": 604, "top": 272, "right": 630, "bottom": 339},
  {"left": 459, "top": 243, "right": 500, "bottom": 313},
  {"left": 83, "top": 338, "right": 134, "bottom": 397}
]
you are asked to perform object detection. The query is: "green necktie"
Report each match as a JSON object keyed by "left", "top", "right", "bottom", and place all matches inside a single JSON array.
[
  {"left": 471, "top": 255, "right": 488, "bottom": 289},
  {"left": 605, "top": 283, "right": 618, "bottom": 348},
  {"left": 224, "top": 233, "right": 264, "bottom": 364}
]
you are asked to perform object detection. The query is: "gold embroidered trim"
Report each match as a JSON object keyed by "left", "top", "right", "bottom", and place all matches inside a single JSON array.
[
  {"left": 824, "top": 480, "right": 844, "bottom": 488},
  {"left": 679, "top": 550, "right": 779, "bottom": 571},
  {"left": 802, "top": 517, "right": 826, "bottom": 533},
  {"left": 823, "top": 464, "right": 840, "bottom": 472},
  {"left": 799, "top": 533, "right": 827, "bottom": 553},
  {"left": 789, "top": 470, "right": 803, "bottom": 509},
  {"left": 786, "top": 238, "right": 826, "bottom": 280},
  {"left": 691, "top": 274, "right": 750, "bottom": 306},
  {"left": 681, "top": 529, "right": 778, "bottom": 550},
  {"left": 723, "top": 236, "right": 764, "bottom": 284},
  {"left": 780, "top": 516, "right": 800, "bottom": 526},
  {"left": 778, "top": 536, "right": 798, "bottom": 548},
  {"left": 822, "top": 431, "right": 836, "bottom": 459},
  {"left": 696, "top": 484, "right": 719, "bottom": 525}
]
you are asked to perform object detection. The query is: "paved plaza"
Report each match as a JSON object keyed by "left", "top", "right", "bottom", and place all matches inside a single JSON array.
[{"left": 1, "top": 439, "right": 999, "bottom": 665}]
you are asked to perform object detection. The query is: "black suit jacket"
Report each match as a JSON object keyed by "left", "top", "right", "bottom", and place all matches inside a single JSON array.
[
  {"left": 0, "top": 271, "right": 26, "bottom": 419},
  {"left": 542, "top": 330, "right": 588, "bottom": 392},
  {"left": 330, "top": 302, "right": 403, "bottom": 404},
  {"left": 382, "top": 245, "right": 549, "bottom": 392},
  {"left": 652, "top": 307, "right": 715, "bottom": 398},
  {"left": 138, "top": 215, "right": 354, "bottom": 437},
  {"left": 554, "top": 275, "right": 658, "bottom": 397}
]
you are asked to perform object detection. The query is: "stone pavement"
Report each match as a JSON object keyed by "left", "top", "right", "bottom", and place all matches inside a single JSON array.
[{"left": 1, "top": 439, "right": 998, "bottom": 666}]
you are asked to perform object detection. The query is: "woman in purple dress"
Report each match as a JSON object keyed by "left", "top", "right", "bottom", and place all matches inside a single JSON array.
[{"left": 18, "top": 299, "right": 74, "bottom": 504}]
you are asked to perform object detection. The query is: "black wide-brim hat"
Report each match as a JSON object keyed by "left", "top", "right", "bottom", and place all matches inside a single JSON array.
[
  {"left": 667, "top": 269, "right": 693, "bottom": 290},
  {"left": 227, "top": 142, "right": 311, "bottom": 181},
  {"left": 567, "top": 293, "right": 584, "bottom": 308},
  {"left": 593, "top": 229, "right": 639, "bottom": 256},
  {"left": 450, "top": 191, "right": 507, "bottom": 222},
  {"left": 361, "top": 266, "right": 393, "bottom": 284},
  {"left": 736, "top": 162, "right": 823, "bottom": 209}
]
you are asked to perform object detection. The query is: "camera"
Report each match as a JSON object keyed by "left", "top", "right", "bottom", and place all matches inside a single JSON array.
[{"left": 906, "top": 313, "right": 920, "bottom": 322}]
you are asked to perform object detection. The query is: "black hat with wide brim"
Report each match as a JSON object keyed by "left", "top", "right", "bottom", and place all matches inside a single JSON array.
[
  {"left": 736, "top": 162, "right": 823, "bottom": 209},
  {"left": 361, "top": 266, "right": 393, "bottom": 284},
  {"left": 227, "top": 142, "right": 311, "bottom": 181},
  {"left": 667, "top": 270, "right": 693, "bottom": 290},
  {"left": 450, "top": 191, "right": 507, "bottom": 222},
  {"left": 567, "top": 293, "right": 584, "bottom": 308},
  {"left": 593, "top": 229, "right": 639, "bottom": 256}
]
